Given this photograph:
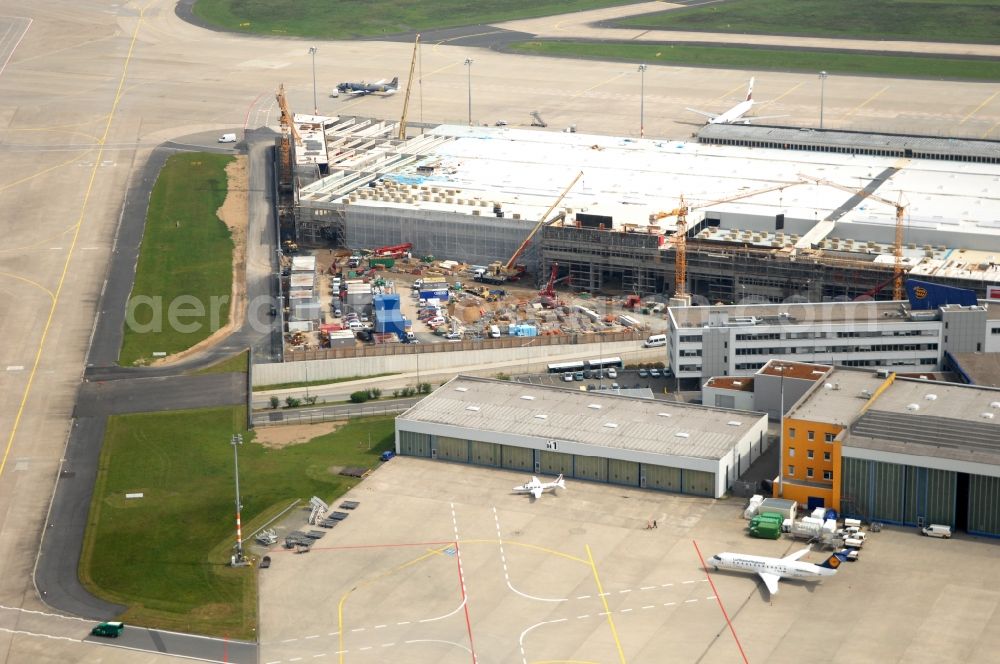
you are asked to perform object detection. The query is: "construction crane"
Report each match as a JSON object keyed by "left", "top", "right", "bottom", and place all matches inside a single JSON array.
[
  {"left": 276, "top": 84, "right": 302, "bottom": 147},
  {"left": 539, "top": 262, "right": 571, "bottom": 300},
  {"left": 800, "top": 173, "right": 907, "bottom": 300},
  {"left": 398, "top": 34, "right": 420, "bottom": 140},
  {"left": 497, "top": 171, "right": 584, "bottom": 278},
  {"left": 652, "top": 179, "right": 806, "bottom": 298},
  {"left": 530, "top": 111, "right": 547, "bottom": 128}
]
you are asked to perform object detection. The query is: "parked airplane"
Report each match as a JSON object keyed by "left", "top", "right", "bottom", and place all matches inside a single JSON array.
[
  {"left": 686, "top": 78, "right": 787, "bottom": 125},
  {"left": 336, "top": 77, "right": 399, "bottom": 96},
  {"left": 709, "top": 548, "right": 849, "bottom": 597},
  {"left": 513, "top": 474, "right": 566, "bottom": 499}
]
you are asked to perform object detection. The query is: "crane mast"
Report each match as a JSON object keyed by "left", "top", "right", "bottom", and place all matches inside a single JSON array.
[{"left": 398, "top": 34, "right": 420, "bottom": 141}]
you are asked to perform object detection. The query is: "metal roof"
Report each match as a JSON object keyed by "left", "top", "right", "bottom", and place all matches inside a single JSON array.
[{"left": 398, "top": 376, "right": 765, "bottom": 461}]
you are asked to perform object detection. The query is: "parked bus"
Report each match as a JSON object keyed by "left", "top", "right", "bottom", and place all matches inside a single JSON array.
[
  {"left": 547, "top": 360, "right": 586, "bottom": 374},
  {"left": 586, "top": 357, "right": 623, "bottom": 371}
]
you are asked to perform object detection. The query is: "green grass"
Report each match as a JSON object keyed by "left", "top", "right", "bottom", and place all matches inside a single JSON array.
[
  {"left": 120, "top": 153, "right": 235, "bottom": 366},
  {"left": 253, "top": 372, "right": 401, "bottom": 392},
  {"left": 509, "top": 41, "right": 1000, "bottom": 81},
  {"left": 192, "top": 0, "right": 635, "bottom": 39},
  {"left": 616, "top": 0, "right": 1000, "bottom": 45},
  {"left": 191, "top": 350, "right": 248, "bottom": 376},
  {"left": 80, "top": 407, "right": 395, "bottom": 638}
]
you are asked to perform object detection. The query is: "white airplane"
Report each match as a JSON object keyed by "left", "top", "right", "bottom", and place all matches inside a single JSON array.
[
  {"left": 512, "top": 474, "right": 566, "bottom": 499},
  {"left": 686, "top": 77, "right": 788, "bottom": 125},
  {"left": 709, "top": 548, "right": 848, "bottom": 597}
]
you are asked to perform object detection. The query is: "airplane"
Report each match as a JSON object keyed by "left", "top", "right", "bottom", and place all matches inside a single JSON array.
[
  {"left": 686, "top": 77, "right": 788, "bottom": 125},
  {"left": 336, "top": 77, "right": 399, "bottom": 97},
  {"left": 708, "top": 548, "right": 849, "bottom": 597},
  {"left": 512, "top": 474, "right": 566, "bottom": 499}
]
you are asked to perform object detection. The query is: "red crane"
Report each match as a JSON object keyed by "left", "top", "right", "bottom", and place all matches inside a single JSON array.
[{"left": 373, "top": 243, "right": 413, "bottom": 258}]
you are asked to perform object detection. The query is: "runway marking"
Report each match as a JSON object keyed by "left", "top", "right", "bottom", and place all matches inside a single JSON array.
[
  {"left": 684, "top": 599, "right": 698, "bottom": 603},
  {"left": 577, "top": 595, "right": 591, "bottom": 599},
  {"left": 403, "top": 638, "right": 472, "bottom": 653},
  {"left": 682, "top": 580, "right": 696, "bottom": 584},
  {"left": 642, "top": 605, "right": 655, "bottom": 610},
  {"left": 639, "top": 586, "right": 656, "bottom": 591},
  {"left": 618, "top": 589, "right": 631, "bottom": 594},
  {"left": 381, "top": 642, "right": 394, "bottom": 647},
  {"left": 0, "top": 17, "right": 31, "bottom": 79},
  {"left": 374, "top": 624, "right": 387, "bottom": 629},
  {"left": 350, "top": 628, "right": 365, "bottom": 633},
  {"left": 577, "top": 614, "right": 590, "bottom": 619},
  {"left": 585, "top": 544, "right": 627, "bottom": 664},
  {"left": 842, "top": 85, "right": 889, "bottom": 119},
  {"left": 6, "top": 366, "right": 24, "bottom": 372},
  {"left": 0, "top": 604, "right": 90, "bottom": 622},
  {"left": 450, "top": 503, "right": 478, "bottom": 662},
  {"left": 762, "top": 81, "right": 803, "bottom": 108},
  {"left": 0, "top": 0, "right": 148, "bottom": 484},
  {"left": 492, "top": 506, "right": 571, "bottom": 602},
  {"left": 519, "top": 618, "right": 568, "bottom": 664},
  {"left": 0, "top": 271, "right": 55, "bottom": 300},
  {"left": 620, "top": 608, "right": 633, "bottom": 613},
  {"left": 304, "top": 634, "right": 319, "bottom": 639},
  {"left": 396, "top": 621, "right": 410, "bottom": 626},
  {"left": 0, "top": 626, "right": 79, "bottom": 643},
  {"left": 959, "top": 90, "right": 999, "bottom": 125},
  {"left": 981, "top": 119, "right": 1000, "bottom": 139}
]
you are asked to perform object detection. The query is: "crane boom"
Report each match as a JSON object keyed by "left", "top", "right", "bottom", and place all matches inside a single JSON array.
[
  {"left": 504, "top": 171, "right": 583, "bottom": 271},
  {"left": 276, "top": 84, "right": 302, "bottom": 147},
  {"left": 800, "top": 173, "right": 907, "bottom": 300},
  {"left": 398, "top": 34, "right": 420, "bottom": 140}
]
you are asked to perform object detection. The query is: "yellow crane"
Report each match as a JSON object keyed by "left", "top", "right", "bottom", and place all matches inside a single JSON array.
[
  {"left": 398, "top": 34, "right": 420, "bottom": 141},
  {"left": 502, "top": 170, "right": 584, "bottom": 274},
  {"left": 652, "top": 179, "right": 807, "bottom": 298},
  {"left": 800, "top": 173, "right": 907, "bottom": 300},
  {"left": 276, "top": 83, "right": 302, "bottom": 147}
]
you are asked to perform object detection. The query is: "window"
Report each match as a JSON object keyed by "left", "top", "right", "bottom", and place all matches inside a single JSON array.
[
  {"left": 807, "top": 430, "right": 815, "bottom": 441},
  {"left": 823, "top": 470, "right": 833, "bottom": 480},
  {"left": 824, "top": 451, "right": 831, "bottom": 461},
  {"left": 788, "top": 465, "right": 795, "bottom": 475},
  {"left": 789, "top": 447, "right": 795, "bottom": 457},
  {"left": 788, "top": 428, "right": 796, "bottom": 439},
  {"left": 807, "top": 450, "right": 814, "bottom": 459},
  {"left": 825, "top": 433, "right": 835, "bottom": 443},
  {"left": 806, "top": 467, "right": 814, "bottom": 479}
]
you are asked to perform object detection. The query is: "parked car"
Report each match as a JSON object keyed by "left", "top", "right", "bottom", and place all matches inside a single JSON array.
[
  {"left": 562, "top": 373, "right": 574, "bottom": 382},
  {"left": 573, "top": 371, "right": 585, "bottom": 381},
  {"left": 380, "top": 450, "right": 396, "bottom": 461},
  {"left": 259, "top": 555, "right": 271, "bottom": 569},
  {"left": 650, "top": 368, "right": 662, "bottom": 378},
  {"left": 608, "top": 368, "right": 618, "bottom": 379},
  {"left": 638, "top": 368, "right": 648, "bottom": 378},
  {"left": 444, "top": 331, "right": 462, "bottom": 340}
]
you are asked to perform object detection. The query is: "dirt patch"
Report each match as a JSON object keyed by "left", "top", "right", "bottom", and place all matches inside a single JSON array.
[
  {"left": 153, "top": 155, "right": 248, "bottom": 366},
  {"left": 253, "top": 421, "right": 345, "bottom": 449}
]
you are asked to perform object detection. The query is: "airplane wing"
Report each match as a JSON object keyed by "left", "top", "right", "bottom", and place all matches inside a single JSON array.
[
  {"left": 531, "top": 487, "right": 543, "bottom": 499},
  {"left": 685, "top": 108, "right": 717, "bottom": 120},
  {"left": 782, "top": 548, "right": 811, "bottom": 562},
  {"left": 758, "top": 572, "right": 781, "bottom": 596}
]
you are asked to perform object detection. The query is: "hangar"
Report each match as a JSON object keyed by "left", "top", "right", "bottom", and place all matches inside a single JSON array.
[{"left": 394, "top": 376, "right": 769, "bottom": 498}]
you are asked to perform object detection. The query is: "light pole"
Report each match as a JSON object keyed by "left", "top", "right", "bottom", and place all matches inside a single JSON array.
[
  {"left": 776, "top": 364, "right": 785, "bottom": 498},
  {"left": 231, "top": 433, "right": 247, "bottom": 566},
  {"left": 464, "top": 58, "right": 473, "bottom": 125},
  {"left": 309, "top": 46, "right": 318, "bottom": 114},
  {"left": 818, "top": 70, "right": 828, "bottom": 130},
  {"left": 638, "top": 64, "right": 647, "bottom": 138}
]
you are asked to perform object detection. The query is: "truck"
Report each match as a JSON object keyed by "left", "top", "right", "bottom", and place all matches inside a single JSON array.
[
  {"left": 91, "top": 622, "right": 125, "bottom": 638},
  {"left": 473, "top": 269, "right": 508, "bottom": 285}
]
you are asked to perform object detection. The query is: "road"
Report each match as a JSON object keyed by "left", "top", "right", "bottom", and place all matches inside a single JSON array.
[
  {"left": 253, "top": 397, "right": 423, "bottom": 427},
  {"left": 1, "top": 1, "right": 999, "bottom": 662}
]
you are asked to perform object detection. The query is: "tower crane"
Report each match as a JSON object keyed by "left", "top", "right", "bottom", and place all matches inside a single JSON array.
[
  {"left": 276, "top": 84, "right": 302, "bottom": 147},
  {"left": 799, "top": 173, "right": 907, "bottom": 300},
  {"left": 398, "top": 34, "right": 420, "bottom": 140},
  {"left": 651, "top": 179, "right": 807, "bottom": 298}
]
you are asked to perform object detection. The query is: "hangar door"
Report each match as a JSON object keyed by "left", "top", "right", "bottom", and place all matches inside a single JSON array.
[
  {"left": 539, "top": 450, "right": 573, "bottom": 476},
  {"left": 470, "top": 440, "right": 500, "bottom": 467},
  {"left": 684, "top": 469, "right": 715, "bottom": 497},
  {"left": 968, "top": 474, "right": 1000, "bottom": 537},
  {"left": 574, "top": 455, "right": 607, "bottom": 482},
  {"left": 608, "top": 459, "right": 639, "bottom": 487},
  {"left": 435, "top": 436, "right": 468, "bottom": 463},
  {"left": 501, "top": 445, "right": 534, "bottom": 471},
  {"left": 642, "top": 464, "right": 681, "bottom": 492},
  {"left": 399, "top": 430, "right": 431, "bottom": 457}
]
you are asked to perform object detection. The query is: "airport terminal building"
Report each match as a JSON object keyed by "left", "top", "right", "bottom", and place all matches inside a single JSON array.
[{"left": 394, "top": 376, "right": 769, "bottom": 498}]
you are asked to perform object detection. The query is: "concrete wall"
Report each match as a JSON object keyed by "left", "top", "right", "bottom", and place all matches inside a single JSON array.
[
  {"left": 254, "top": 339, "right": 655, "bottom": 387},
  {"left": 753, "top": 374, "right": 817, "bottom": 420},
  {"left": 941, "top": 306, "right": 987, "bottom": 354},
  {"left": 703, "top": 386, "right": 754, "bottom": 412}
]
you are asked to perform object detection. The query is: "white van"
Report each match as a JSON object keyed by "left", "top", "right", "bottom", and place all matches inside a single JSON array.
[
  {"left": 218, "top": 133, "right": 237, "bottom": 143},
  {"left": 489, "top": 324, "right": 501, "bottom": 338},
  {"left": 922, "top": 524, "right": 952, "bottom": 538},
  {"left": 644, "top": 334, "right": 667, "bottom": 348},
  {"left": 348, "top": 320, "right": 366, "bottom": 331}
]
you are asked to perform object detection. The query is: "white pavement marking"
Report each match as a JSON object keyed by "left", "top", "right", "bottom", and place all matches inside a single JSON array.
[
  {"left": 640, "top": 586, "right": 656, "bottom": 590},
  {"left": 664, "top": 602, "right": 676, "bottom": 606},
  {"left": 313, "top": 655, "right": 325, "bottom": 659},
  {"left": 577, "top": 615, "right": 590, "bottom": 619},
  {"left": 618, "top": 589, "right": 632, "bottom": 594},
  {"left": 404, "top": 639, "right": 473, "bottom": 653},
  {"left": 682, "top": 580, "right": 696, "bottom": 584},
  {"left": 620, "top": 608, "right": 633, "bottom": 613},
  {"left": 396, "top": 621, "right": 409, "bottom": 626},
  {"left": 374, "top": 625, "right": 387, "bottom": 629},
  {"left": 304, "top": 634, "right": 319, "bottom": 639},
  {"left": 280, "top": 637, "right": 297, "bottom": 642},
  {"left": 0, "top": 605, "right": 90, "bottom": 622},
  {"left": 642, "top": 605, "right": 655, "bottom": 610},
  {"left": 685, "top": 599, "right": 698, "bottom": 603},
  {"left": 416, "top": 600, "right": 467, "bottom": 624},
  {"left": 492, "top": 505, "right": 568, "bottom": 603},
  {"left": 350, "top": 628, "right": 365, "bottom": 632},
  {"left": 6, "top": 366, "right": 24, "bottom": 371},
  {"left": 576, "top": 595, "right": 591, "bottom": 600},
  {"left": 381, "top": 643, "right": 395, "bottom": 647},
  {"left": 0, "top": 627, "right": 79, "bottom": 643},
  {"left": 519, "top": 618, "right": 568, "bottom": 664}
]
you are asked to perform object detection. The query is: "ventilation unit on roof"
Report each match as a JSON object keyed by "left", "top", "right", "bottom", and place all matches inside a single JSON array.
[
  {"left": 657, "top": 412, "right": 672, "bottom": 418},
  {"left": 675, "top": 432, "right": 690, "bottom": 438},
  {"left": 534, "top": 414, "right": 548, "bottom": 420},
  {"left": 925, "top": 394, "right": 938, "bottom": 401},
  {"left": 455, "top": 387, "right": 469, "bottom": 392},
  {"left": 991, "top": 401, "right": 1000, "bottom": 409},
  {"left": 982, "top": 412, "right": 995, "bottom": 420},
  {"left": 588, "top": 404, "right": 602, "bottom": 409},
  {"left": 859, "top": 389, "right": 872, "bottom": 399},
  {"left": 727, "top": 421, "right": 741, "bottom": 427},
  {"left": 520, "top": 395, "right": 535, "bottom": 400},
  {"left": 906, "top": 403, "right": 920, "bottom": 412},
  {"left": 603, "top": 422, "right": 618, "bottom": 428},
  {"left": 465, "top": 405, "right": 480, "bottom": 412}
]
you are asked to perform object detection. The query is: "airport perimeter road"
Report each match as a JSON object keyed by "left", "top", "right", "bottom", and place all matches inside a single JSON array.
[
  {"left": 0, "top": 0, "right": 998, "bottom": 662},
  {"left": 253, "top": 396, "right": 423, "bottom": 427}
]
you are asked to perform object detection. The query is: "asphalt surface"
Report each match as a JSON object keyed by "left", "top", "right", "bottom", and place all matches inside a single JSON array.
[
  {"left": 253, "top": 396, "right": 423, "bottom": 427},
  {"left": 85, "top": 628, "right": 256, "bottom": 664}
]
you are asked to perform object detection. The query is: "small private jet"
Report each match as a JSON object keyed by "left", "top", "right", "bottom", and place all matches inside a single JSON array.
[
  {"left": 512, "top": 474, "right": 566, "bottom": 499},
  {"left": 709, "top": 548, "right": 849, "bottom": 597},
  {"left": 686, "top": 77, "right": 788, "bottom": 125},
  {"left": 336, "top": 77, "right": 399, "bottom": 97}
]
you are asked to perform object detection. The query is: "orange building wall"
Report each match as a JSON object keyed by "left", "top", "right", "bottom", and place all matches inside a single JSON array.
[{"left": 776, "top": 417, "right": 843, "bottom": 511}]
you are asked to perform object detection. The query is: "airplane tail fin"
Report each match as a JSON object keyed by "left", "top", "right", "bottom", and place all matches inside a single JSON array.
[
  {"left": 556, "top": 474, "right": 566, "bottom": 489},
  {"left": 746, "top": 77, "right": 755, "bottom": 101},
  {"left": 818, "top": 551, "right": 847, "bottom": 570},
  {"left": 390, "top": 76, "right": 399, "bottom": 88}
]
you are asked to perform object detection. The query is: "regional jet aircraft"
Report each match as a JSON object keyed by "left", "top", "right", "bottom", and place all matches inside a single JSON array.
[
  {"left": 513, "top": 474, "right": 566, "bottom": 499},
  {"left": 337, "top": 77, "right": 399, "bottom": 96},
  {"left": 686, "top": 78, "right": 788, "bottom": 125},
  {"left": 709, "top": 548, "right": 849, "bottom": 597}
]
